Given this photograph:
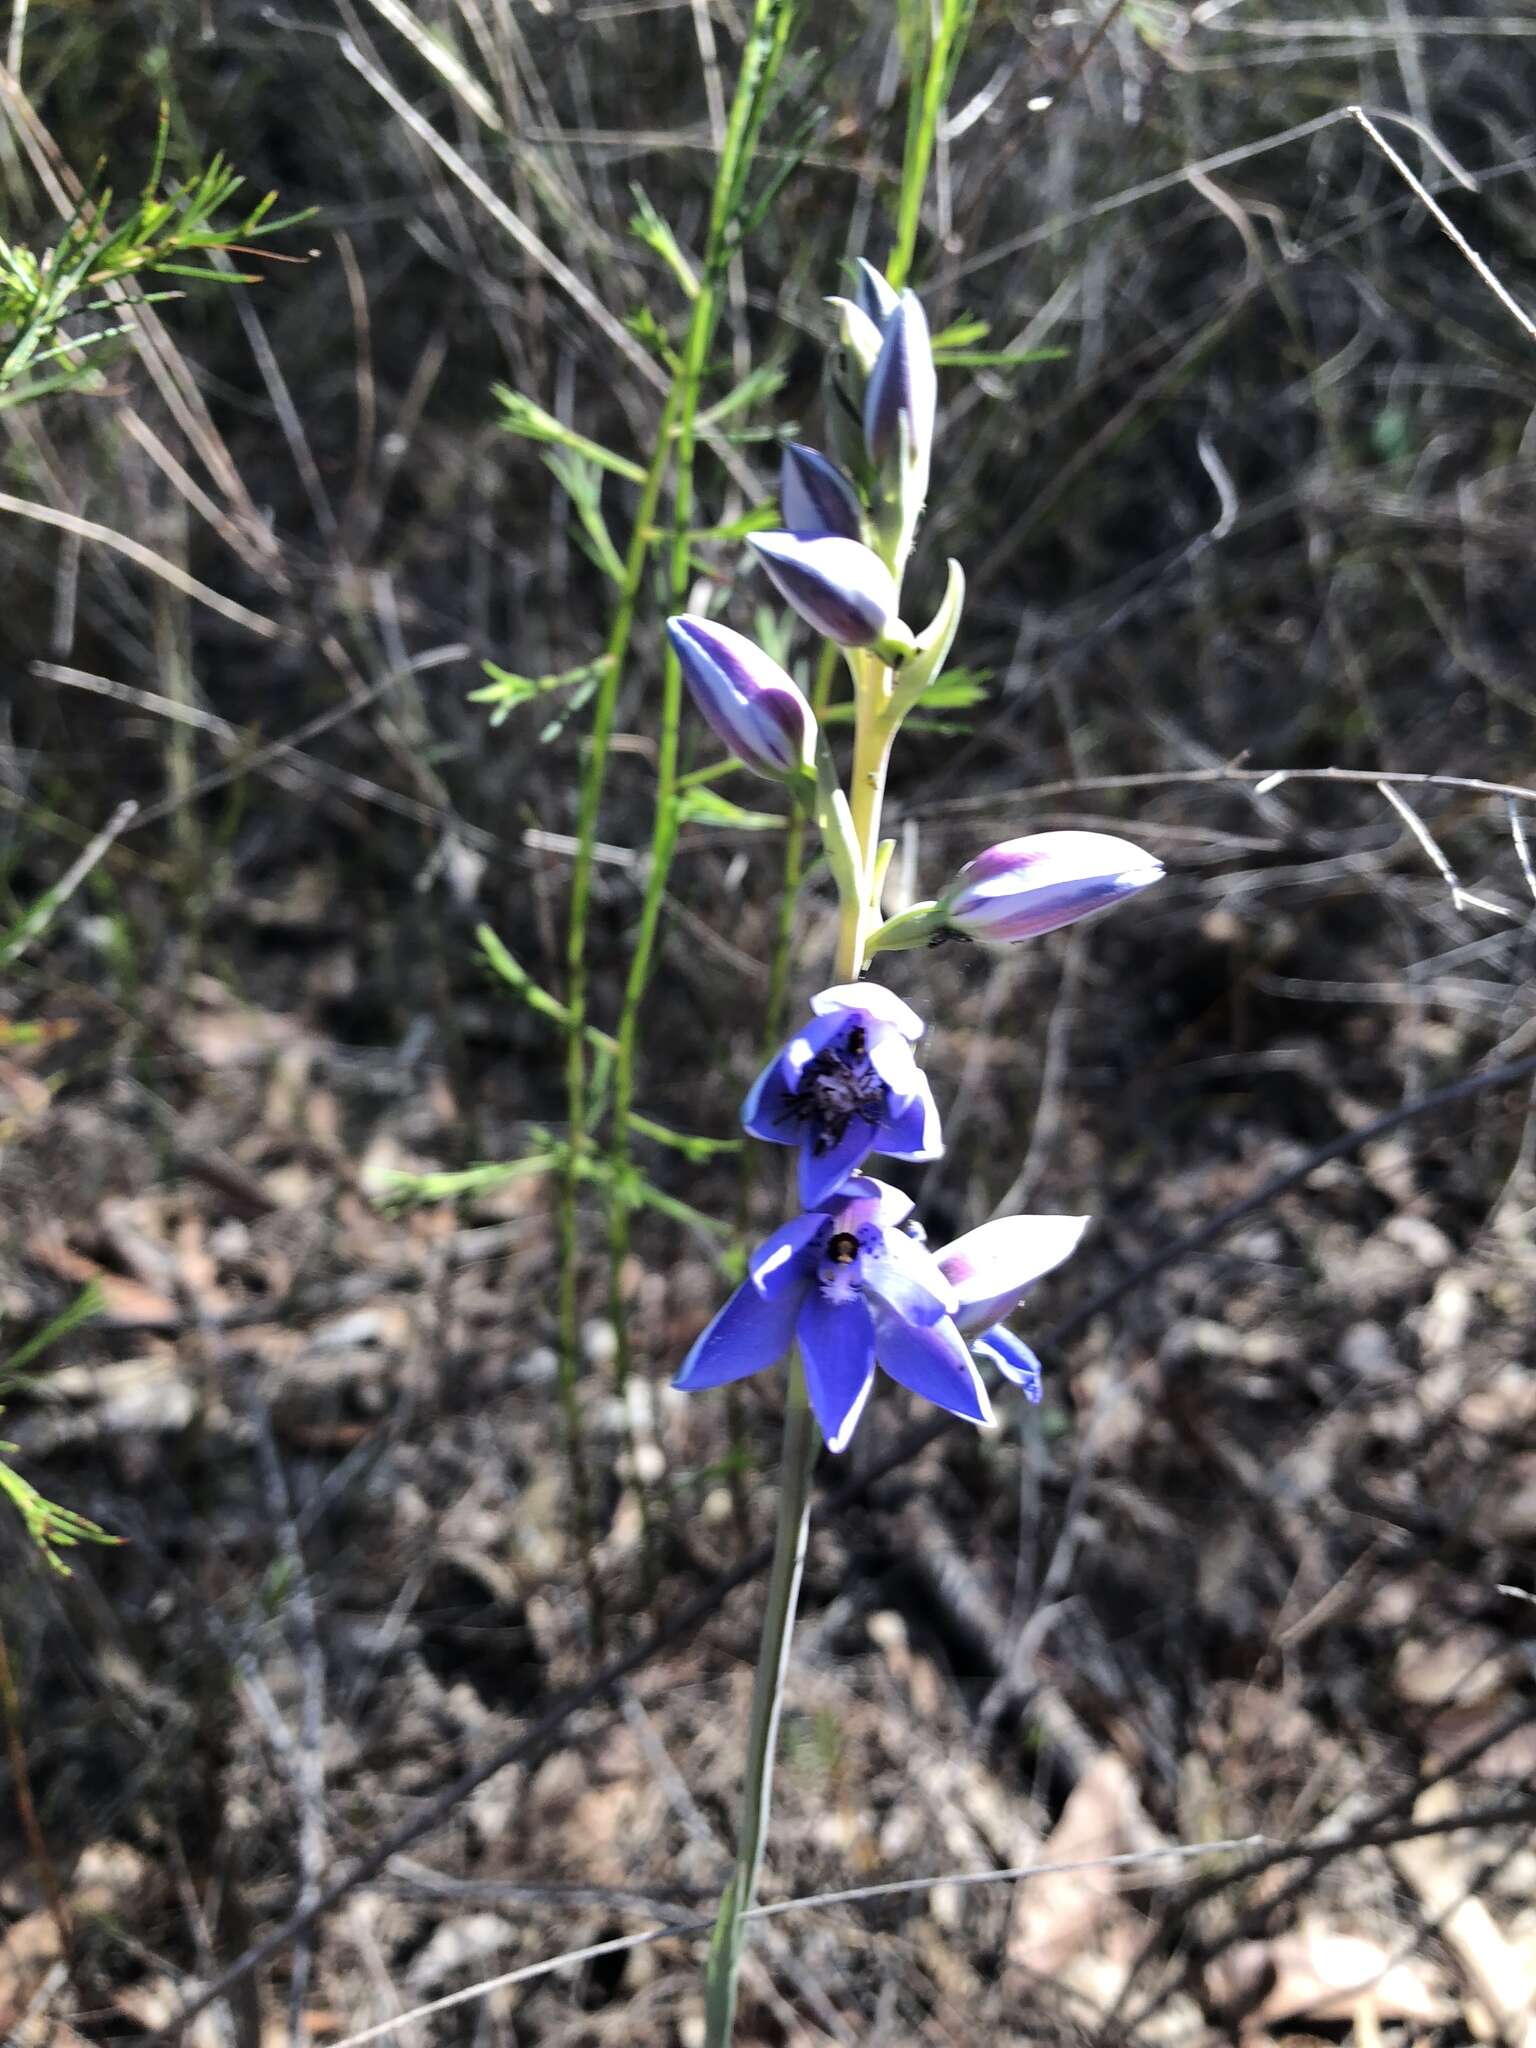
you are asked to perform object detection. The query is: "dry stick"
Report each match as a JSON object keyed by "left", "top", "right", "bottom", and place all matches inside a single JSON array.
[
  {"left": 32, "top": 657, "right": 501, "bottom": 857},
  {"left": 912, "top": 763, "right": 1536, "bottom": 817},
  {"left": 335, "top": 33, "right": 663, "bottom": 394},
  {"left": 158, "top": 1044, "right": 1536, "bottom": 2041},
  {"left": 0, "top": 1613, "right": 70, "bottom": 1961},
  {"left": 0, "top": 493, "right": 283, "bottom": 641},
  {"left": 1105, "top": 1706, "right": 1536, "bottom": 2039},
  {"left": 1506, "top": 800, "right": 1536, "bottom": 903},
  {"left": 1375, "top": 777, "right": 1510, "bottom": 919},
  {"left": 120, "top": 645, "right": 470, "bottom": 838},
  {"left": 0, "top": 797, "right": 138, "bottom": 970},
  {"left": 308, "top": 1790, "right": 1536, "bottom": 2048},
  {"left": 1348, "top": 104, "right": 1536, "bottom": 348},
  {"left": 325, "top": 1837, "right": 1266, "bottom": 2048},
  {"left": 942, "top": 102, "right": 1473, "bottom": 289}
]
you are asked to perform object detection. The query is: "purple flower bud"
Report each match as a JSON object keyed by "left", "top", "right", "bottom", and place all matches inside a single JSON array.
[
  {"left": 780, "top": 443, "right": 863, "bottom": 542},
  {"left": 864, "top": 289, "right": 936, "bottom": 477},
  {"left": 939, "top": 831, "right": 1164, "bottom": 942},
  {"left": 665, "top": 616, "right": 816, "bottom": 782},
  {"left": 748, "top": 531, "right": 901, "bottom": 648},
  {"left": 852, "top": 258, "right": 900, "bottom": 327}
]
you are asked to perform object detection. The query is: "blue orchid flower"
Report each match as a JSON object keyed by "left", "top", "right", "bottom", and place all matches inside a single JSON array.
[
  {"left": 741, "top": 982, "right": 941, "bottom": 1207},
  {"left": 673, "top": 1177, "right": 991, "bottom": 1452}
]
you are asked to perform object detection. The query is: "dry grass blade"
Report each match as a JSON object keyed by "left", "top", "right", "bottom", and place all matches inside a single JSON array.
[
  {"left": 319, "top": 1838, "right": 1268, "bottom": 2048},
  {"left": 0, "top": 491, "right": 283, "bottom": 638},
  {"left": 337, "top": 31, "right": 666, "bottom": 394},
  {"left": 1349, "top": 103, "right": 1536, "bottom": 347}
]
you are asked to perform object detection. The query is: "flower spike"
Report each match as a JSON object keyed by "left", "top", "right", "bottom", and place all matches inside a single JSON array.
[
  {"left": 939, "top": 832, "right": 1164, "bottom": 942},
  {"left": 666, "top": 616, "right": 817, "bottom": 783}
]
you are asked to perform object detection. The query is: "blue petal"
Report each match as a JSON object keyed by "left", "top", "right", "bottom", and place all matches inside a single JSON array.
[
  {"left": 865, "top": 1023, "right": 921, "bottom": 1109},
  {"left": 748, "top": 1214, "right": 826, "bottom": 1298},
  {"left": 798, "top": 1113, "right": 882, "bottom": 1209},
  {"left": 797, "top": 1292, "right": 877, "bottom": 1452},
  {"left": 861, "top": 1228, "right": 955, "bottom": 1327},
  {"left": 741, "top": 1013, "right": 843, "bottom": 1141},
  {"left": 674, "top": 1274, "right": 802, "bottom": 1392},
  {"left": 824, "top": 1176, "right": 914, "bottom": 1227},
  {"left": 974, "top": 1326, "right": 1044, "bottom": 1402},
  {"left": 810, "top": 983, "right": 924, "bottom": 1041},
  {"left": 781, "top": 444, "right": 862, "bottom": 543},
  {"left": 869, "top": 1304, "right": 994, "bottom": 1429},
  {"left": 938, "top": 1216, "right": 1090, "bottom": 1333},
  {"left": 878, "top": 1071, "right": 941, "bottom": 1160}
]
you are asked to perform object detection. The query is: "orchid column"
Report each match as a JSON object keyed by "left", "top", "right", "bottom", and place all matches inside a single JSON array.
[{"left": 667, "top": 263, "right": 1163, "bottom": 2042}]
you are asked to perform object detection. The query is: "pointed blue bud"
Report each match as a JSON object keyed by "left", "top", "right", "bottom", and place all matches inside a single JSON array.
[
  {"left": 852, "top": 258, "right": 900, "bottom": 328},
  {"left": 749, "top": 531, "right": 903, "bottom": 649},
  {"left": 666, "top": 616, "right": 817, "bottom": 783},
  {"left": 864, "top": 289, "right": 937, "bottom": 475},
  {"left": 863, "top": 290, "right": 937, "bottom": 566},
  {"left": 938, "top": 832, "right": 1164, "bottom": 942},
  {"left": 780, "top": 444, "right": 863, "bottom": 542}
]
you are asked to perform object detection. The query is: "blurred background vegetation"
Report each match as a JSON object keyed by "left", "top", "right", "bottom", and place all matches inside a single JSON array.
[{"left": 3, "top": 1, "right": 1536, "bottom": 2042}]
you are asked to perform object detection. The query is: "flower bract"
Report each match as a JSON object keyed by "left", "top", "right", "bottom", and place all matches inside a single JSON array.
[
  {"left": 673, "top": 1176, "right": 992, "bottom": 1452},
  {"left": 742, "top": 982, "right": 941, "bottom": 1205},
  {"left": 666, "top": 615, "right": 816, "bottom": 782},
  {"left": 939, "top": 831, "right": 1164, "bottom": 942}
]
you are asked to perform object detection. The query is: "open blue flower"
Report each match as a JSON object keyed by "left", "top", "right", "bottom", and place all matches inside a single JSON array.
[
  {"left": 935, "top": 1214, "right": 1090, "bottom": 1404},
  {"left": 673, "top": 1177, "right": 992, "bottom": 1451},
  {"left": 742, "top": 983, "right": 941, "bottom": 1207}
]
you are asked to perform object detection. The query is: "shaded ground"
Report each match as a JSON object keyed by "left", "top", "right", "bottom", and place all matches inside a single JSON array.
[{"left": 4, "top": 836, "right": 1536, "bottom": 2042}]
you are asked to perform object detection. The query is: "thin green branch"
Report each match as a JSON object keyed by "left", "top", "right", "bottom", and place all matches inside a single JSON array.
[
  {"left": 888, "top": 0, "right": 978, "bottom": 290},
  {"left": 600, "top": 0, "right": 803, "bottom": 1552}
]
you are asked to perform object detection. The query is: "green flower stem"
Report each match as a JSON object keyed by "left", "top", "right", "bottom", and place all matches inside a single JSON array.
[
  {"left": 557, "top": 375, "right": 685, "bottom": 1636},
  {"left": 702, "top": 1355, "right": 818, "bottom": 2045}
]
